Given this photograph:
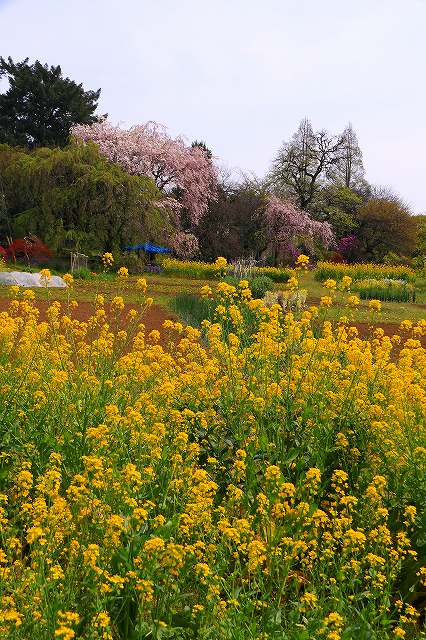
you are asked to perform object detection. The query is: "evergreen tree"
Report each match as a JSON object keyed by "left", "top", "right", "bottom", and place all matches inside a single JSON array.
[
  {"left": 0, "top": 57, "right": 102, "bottom": 148},
  {"left": 191, "top": 140, "right": 213, "bottom": 159}
]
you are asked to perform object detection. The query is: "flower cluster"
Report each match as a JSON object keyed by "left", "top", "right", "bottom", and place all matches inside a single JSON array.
[
  {"left": 39, "top": 268, "right": 51, "bottom": 286},
  {"left": 315, "top": 261, "right": 416, "bottom": 283},
  {"left": 161, "top": 257, "right": 293, "bottom": 282},
  {"left": 72, "top": 120, "right": 218, "bottom": 225},
  {"left": 0, "top": 281, "right": 424, "bottom": 638},
  {"left": 214, "top": 256, "right": 227, "bottom": 276},
  {"left": 62, "top": 273, "right": 74, "bottom": 288},
  {"left": 265, "top": 196, "right": 334, "bottom": 252},
  {"left": 117, "top": 266, "right": 129, "bottom": 279},
  {"left": 295, "top": 253, "right": 310, "bottom": 269},
  {"left": 169, "top": 231, "right": 200, "bottom": 260},
  {"left": 101, "top": 252, "right": 114, "bottom": 269}
]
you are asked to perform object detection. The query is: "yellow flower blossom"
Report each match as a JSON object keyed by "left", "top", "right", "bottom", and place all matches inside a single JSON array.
[
  {"left": 63, "top": 273, "right": 74, "bottom": 287},
  {"left": 117, "top": 266, "right": 129, "bottom": 278},
  {"left": 368, "top": 299, "right": 382, "bottom": 312}
]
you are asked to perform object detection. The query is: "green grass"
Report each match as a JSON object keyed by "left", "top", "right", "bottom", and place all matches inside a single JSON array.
[
  {"left": 0, "top": 272, "right": 210, "bottom": 307},
  {"left": 0, "top": 269, "right": 424, "bottom": 327},
  {"left": 299, "top": 271, "right": 426, "bottom": 324},
  {"left": 169, "top": 293, "right": 214, "bottom": 326}
]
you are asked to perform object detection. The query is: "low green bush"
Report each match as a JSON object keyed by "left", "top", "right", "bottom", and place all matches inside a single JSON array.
[
  {"left": 352, "top": 278, "right": 416, "bottom": 302},
  {"left": 248, "top": 275, "right": 275, "bottom": 298},
  {"left": 412, "top": 255, "right": 426, "bottom": 274},
  {"left": 71, "top": 267, "right": 93, "bottom": 280},
  {"left": 255, "top": 266, "right": 293, "bottom": 282},
  {"left": 382, "top": 252, "right": 412, "bottom": 266},
  {"left": 224, "top": 274, "right": 275, "bottom": 298},
  {"left": 116, "top": 252, "right": 147, "bottom": 274}
]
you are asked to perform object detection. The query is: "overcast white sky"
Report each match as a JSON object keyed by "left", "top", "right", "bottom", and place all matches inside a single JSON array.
[{"left": 1, "top": 0, "right": 426, "bottom": 212}]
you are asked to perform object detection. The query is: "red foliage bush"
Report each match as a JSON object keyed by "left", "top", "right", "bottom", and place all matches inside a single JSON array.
[
  {"left": 6, "top": 237, "right": 52, "bottom": 263},
  {"left": 329, "top": 251, "right": 346, "bottom": 264}
]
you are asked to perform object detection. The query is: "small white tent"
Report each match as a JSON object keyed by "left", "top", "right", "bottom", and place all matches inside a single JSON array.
[{"left": 0, "top": 271, "right": 67, "bottom": 288}]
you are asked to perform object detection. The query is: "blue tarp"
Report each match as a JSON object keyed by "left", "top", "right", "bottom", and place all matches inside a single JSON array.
[{"left": 123, "top": 243, "right": 171, "bottom": 253}]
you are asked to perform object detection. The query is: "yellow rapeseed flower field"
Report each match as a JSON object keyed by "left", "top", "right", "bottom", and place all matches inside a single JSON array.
[
  {"left": 315, "top": 262, "right": 416, "bottom": 283},
  {"left": 0, "top": 279, "right": 425, "bottom": 639},
  {"left": 161, "top": 257, "right": 293, "bottom": 282}
]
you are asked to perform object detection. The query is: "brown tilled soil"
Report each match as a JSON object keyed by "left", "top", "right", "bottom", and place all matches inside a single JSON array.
[
  {"left": 351, "top": 322, "right": 426, "bottom": 348},
  {"left": 0, "top": 296, "right": 424, "bottom": 349},
  {"left": 0, "top": 297, "right": 176, "bottom": 337}
]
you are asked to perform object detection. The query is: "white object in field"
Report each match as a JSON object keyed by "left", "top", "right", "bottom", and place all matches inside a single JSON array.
[
  {"left": 263, "top": 289, "right": 308, "bottom": 311},
  {"left": 70, "top": 252, "right": 88, "bottom": 272},
  {"left": 0, "top": 271, "right": 67, "bottom": 288}
]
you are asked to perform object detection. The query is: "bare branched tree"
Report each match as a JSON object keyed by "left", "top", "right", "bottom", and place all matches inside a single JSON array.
[{"left": 269, "top": 118, "right": 346, "bottom": 210}]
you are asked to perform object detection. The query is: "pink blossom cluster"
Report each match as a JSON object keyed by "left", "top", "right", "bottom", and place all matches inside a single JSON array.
[
  {"left": 71, "top": 121, "right": 218, "bottom": 225},
  {"left": 169, "top": 231, "right": 199, "bottom": 259},
  {"left": 337, "top": 235, "right": 359, "bottom": 254},
  {"left": 265, "top": 195, "right": 334, "bottom": 250}
]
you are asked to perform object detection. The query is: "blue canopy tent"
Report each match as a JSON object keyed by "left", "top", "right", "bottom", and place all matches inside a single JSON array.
[{"left": 123, "top": 242, "right": 171, "bottom": 261}]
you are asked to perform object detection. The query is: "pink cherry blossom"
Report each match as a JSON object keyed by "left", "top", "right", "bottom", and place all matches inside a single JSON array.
[
  {"left": 265, "top": 195, "right": 334, "bottom": 251},
  {"left": 71, "top": 120, "right": 218, "bottom": 225},
  {"left": 169, "top": 231, "right": 199, "bottom": 259}
]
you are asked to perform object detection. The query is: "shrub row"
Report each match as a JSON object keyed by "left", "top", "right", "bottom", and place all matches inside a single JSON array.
[
  {"left": 352, "top": 278, "right": 416, "bottom": 302},
  {"left": 314, "top": 261, "right": 416, "bottom": 283}
]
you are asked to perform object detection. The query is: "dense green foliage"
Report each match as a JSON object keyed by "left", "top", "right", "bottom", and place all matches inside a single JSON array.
[
  {"left": 243, "top": 275, "right": 274, "bottom": 298},
  {"left": 223, "top": 274, "right": 275, "bottom": 298},
  {"left": 255, "top": 266, "right": 293, "bottom": 282},
  {"left": 352, "top": 278, "right": 416, "bottom": 303},
  {"left": 356, "top": 198, "right": 418, "bottom": 262},
  {"left": 0, "top": 57, "right": 101, "bottom": 148},
  {"left": 196, "top": 184, "right": 265, "bottom": 261},
  {"left": 312, "top": 185, "right": 363, "bottom": 238},
  {"left": 414, "top": 215, "right": 426, "bottom": 256},
  {"left": 0, "top": 143, "right": 170, "bottom": 253}
]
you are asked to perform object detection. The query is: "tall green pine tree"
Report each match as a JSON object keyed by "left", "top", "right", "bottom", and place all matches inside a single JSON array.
[{"left": 0, "top": 56, "right": 103, "bottom": 148}]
